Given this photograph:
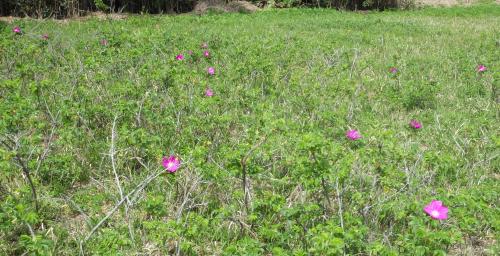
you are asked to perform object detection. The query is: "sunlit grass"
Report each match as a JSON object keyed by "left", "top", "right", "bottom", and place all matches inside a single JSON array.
[{"left": 1, "top": 3, "right": 498, "bottom": 255}]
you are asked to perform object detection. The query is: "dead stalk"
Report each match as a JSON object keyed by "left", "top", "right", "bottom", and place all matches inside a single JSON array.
[
  {"left": 80, "top": 167, "right": 166, "bottom": 254},
  {"left": 109, "top": 116, "right": 134, "bottom": 243},
  {"left": 240, "top": 136, "right": 266, "bottom": 214},
  {"left": 335, "top": 177, "right": 344, "bottom": 231}
]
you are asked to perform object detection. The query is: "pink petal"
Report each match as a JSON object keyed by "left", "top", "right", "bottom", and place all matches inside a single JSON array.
[
  {"left": 423, "top": 205, "right": 434, "bottom": 215},
  {"left": 161, "top": 157, "right": 170, "bottom": 168},
  {"left": 438, "top": 207, "right": 449, "bottom": 219},
  {"left": 205, "top": 88, "right": 214, "bottom": 97},
  {"left": 346, "top": 130, "right": 361, "bottom": 140},
  {"left": 207, "top": 67, "right": 215, "bottom": 75},
  {"left": 162, "top": 155, "right": 181, "bottom": 173},
  {"left": 431, "top": 200, "right": 443, "bottom": 207},
  {"left": 410, "top": 120, "right": 422, "bottom": 129},
  {"left": 424, "top": 200, "right": 448, "bottom": 220}
]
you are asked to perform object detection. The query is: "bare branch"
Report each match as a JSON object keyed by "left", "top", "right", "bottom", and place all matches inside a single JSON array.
[
  {"left": 0, "top": 139, "right": 39, "bottom": 212},
  {"left": 81, "top": 168, "right": 166, "bottom": 247},
  {"left": 109, "top": 116, "right": 134, "bottom": 243},
  {"left": 240, "top": 136, "right": 267, "bottom": 214}
]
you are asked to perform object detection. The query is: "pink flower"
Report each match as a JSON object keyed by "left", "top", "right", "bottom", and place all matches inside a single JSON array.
[
  {"left": 162, "top": 155, "right": 181, "bottom": 173},
  {"left": 203, "top": 50, "right": 210, "bottom": 58},
  {"left": 205, "top": 88, "right": 214, "bottom": 97},
  {"left": 207, "top": 67, "right": 215, "bottom": 75},
  {"left": 13, "top": 26, "right": 21, "bottom": 34},
  {"left": 201, "top": 42, "right": 208, "bottom": 49},
  {"left": 410, "top": 120, "right": 422, "bottom": 129},
  {"left": 100, "top": 39, "right": 108, "bottom": 46},
  {"left": 188, "top": 50, "right": 193, "bottom": 55},
  {"left": 424, "top": 200, "right": 449, "bottom": 220},
  {"left": 42, "top": 34, "right": 49, "bottom": 40},
  {"left": 476, "top": 65, "right": 486, "bottom": 73},
  {"left": 389, "top": 67, "right": 398, "bottom": 74},
  {"left": 176, "top": 54, "right": 184, "bottom": 61},
  {"left": 346, "top": 130, "right": 361, "bottom": 140}
]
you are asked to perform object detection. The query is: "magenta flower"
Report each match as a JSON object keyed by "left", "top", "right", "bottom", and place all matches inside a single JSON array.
[
  {"left": 162, "top": 155, "right": 181, "bottom": 173},
  {"left": 100, "top": 39, "right": 108, "bottom": 46},
  {"left": 207, "top": 67, "right": 215, "bottom": 75},
  {"left": 41, "top": 34, "right": 49, "bottom": 40},
  {"left": 201, "top": 42, "right": 208, "bottom": 49},
  {"left": 389, "top": 67, "right": 398, "bottom": 74},
  {"left": 205, "top": 88, "right": 214, "bottom": 97},
  {"left": 13, "top": 26, "right": 21, "bottom": 34},
  {"left": 476, "top": 65, "right": 487, "bottom": 73},
  {"left": 176, "top": 54, "right": 184, "bottom": 61},
  {"left": 346, "top": 130, "right": 361, "bottom": 140},
  {"left": 410, "top": 120, "right": 422, "bottom": 129},
  {"left": 203, "top": 50, "right": 210, "bottom": 58},
  {"left": 424, "top": 200, "right": 449, "bottom": 220}
]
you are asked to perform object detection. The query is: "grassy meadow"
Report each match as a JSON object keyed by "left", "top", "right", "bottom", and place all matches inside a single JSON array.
[{"left": 1, "top": 3, "right": 499, "bottom": 255}]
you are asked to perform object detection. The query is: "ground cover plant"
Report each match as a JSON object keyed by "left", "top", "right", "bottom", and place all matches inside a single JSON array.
[{"left": 1, "top": 2, "right": 499, "bottom": 255}]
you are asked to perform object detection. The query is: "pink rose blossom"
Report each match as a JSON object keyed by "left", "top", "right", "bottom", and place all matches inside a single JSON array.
[
  {"left": 389, "top": 67, "right": 398, "bottom": 74},
  {"left": 203, "top": 50, "right": 210, "bottom": 58},
  {"left": 13, "top": 26, "right": 21, "bottom": 34},
  {"left": 410, "top": 120, "right": 422, "bottom": 129},
  {"left": 476, "top": 65, "right": 486, "bottom": 73},
  {"left": 162, "top": 155, "right": 181, "bottom": 173},
  {"left": 207, "top": 67, "right": 215, "bottom": 75},
  {"left": 424, "top": 200, "right": 449, "bottom": 220},
  {"left": 346, "top": 130, "right": 361, "bottom": 140},
  {"left": 205, "top": 88, "right": 214, "bottom": 97},
  {"left": 176, "top": 54, "right": 184, "bottom": 61}
]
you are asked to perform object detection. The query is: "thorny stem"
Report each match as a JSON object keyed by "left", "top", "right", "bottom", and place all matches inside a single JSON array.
[
  {"left": 321, "top": 176, "right": 333, "bottom": 215},
  {"left": 311, "top": 151, "right": 332, "bottom": 215},
  {"left": 18, "top": 155, "right": 39, "bottom": 212},
  {"left": 0, "top": 140, "right": 39, "bottom": 212}
]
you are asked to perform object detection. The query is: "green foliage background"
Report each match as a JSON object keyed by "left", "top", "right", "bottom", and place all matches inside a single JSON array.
[
  {"left": 1, "top": 3, "right": 499, "bottom": 255},
  {"left": 1, "top": 0, "right": 401, "bottom": 18}
]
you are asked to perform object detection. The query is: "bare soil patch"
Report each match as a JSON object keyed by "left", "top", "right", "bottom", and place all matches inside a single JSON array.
[
  {"left": 415, "top": 0, "right": 476, "bottom": 6},
  {"left": 194, "top": 0, "right": 259, "bottom": 14}
]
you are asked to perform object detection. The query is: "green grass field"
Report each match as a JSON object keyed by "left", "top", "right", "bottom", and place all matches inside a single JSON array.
[{"left": 1, "top": 3, "right": 499, "bottom": 255}]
